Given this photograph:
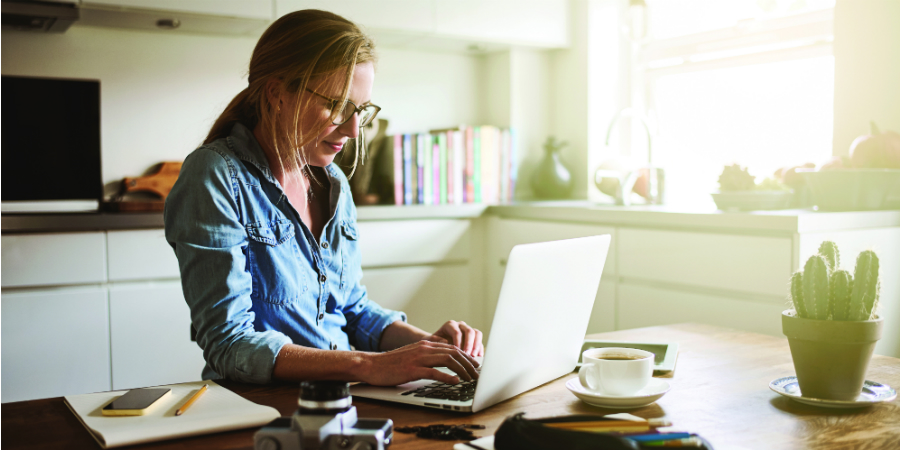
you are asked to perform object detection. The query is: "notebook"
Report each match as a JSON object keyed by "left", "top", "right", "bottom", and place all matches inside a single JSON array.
[
  {"left": 64, "top": 380, "right": 279, "bottom": 448},
  {"left": 351, "top": 235, "right": 611, "bottom": 413}
]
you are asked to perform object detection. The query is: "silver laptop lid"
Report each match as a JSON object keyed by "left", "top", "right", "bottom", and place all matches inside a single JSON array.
[{"left": 471, "top": 235, "right": 610, "bottom": 412}]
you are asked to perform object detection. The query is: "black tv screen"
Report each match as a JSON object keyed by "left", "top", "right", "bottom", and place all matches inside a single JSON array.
[{"left": 1, "top": 75, "right": 102, "bottom": 205}]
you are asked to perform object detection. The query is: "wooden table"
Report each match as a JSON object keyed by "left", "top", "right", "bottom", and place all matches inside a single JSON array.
[{"left": 3, "top": 323, "right": 899, "bottom": 450}]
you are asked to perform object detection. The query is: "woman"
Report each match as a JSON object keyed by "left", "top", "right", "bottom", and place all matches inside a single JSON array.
[{"left": 165, "top": 9, "right": 483, "bottom": 387}]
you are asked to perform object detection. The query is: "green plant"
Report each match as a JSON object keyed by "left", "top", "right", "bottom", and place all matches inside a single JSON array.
[
  {"left": 717, "top": 164, "right": 755, "bottom": 191},
  {"left": 789, "top": 241, "right": 880, "bottom": 321}
]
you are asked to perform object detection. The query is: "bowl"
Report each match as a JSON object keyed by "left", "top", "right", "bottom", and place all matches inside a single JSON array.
[
  {"left": 799, "top": 169, "right": 900, "bottom": 211},
  {"left": 711, "top": 190, "right": 793, "bottom": 211}
]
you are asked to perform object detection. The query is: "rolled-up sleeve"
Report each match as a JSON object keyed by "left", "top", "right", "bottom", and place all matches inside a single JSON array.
[
  {"left": 342, "top": 281, "right": 406, "bottom": 351},
  {"left": 164, "top": 148, "right": 290, "bottom": 384}
]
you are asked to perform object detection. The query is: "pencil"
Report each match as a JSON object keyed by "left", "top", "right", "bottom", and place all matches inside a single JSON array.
[{"left": 175, "top": 384, "right": 208, "bottom": 416}]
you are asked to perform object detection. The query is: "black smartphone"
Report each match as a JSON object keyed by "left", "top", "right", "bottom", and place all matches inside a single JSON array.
[{"left": 101, "top": 388, "right": 172, "bottom": 416}]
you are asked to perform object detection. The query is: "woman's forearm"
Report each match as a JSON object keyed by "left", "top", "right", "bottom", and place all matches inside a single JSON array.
[
  {"left": 271, "top": 343, "right": 372, "bottom": 382},
  {"left": 378, "top": 320, "right": 432, "bottom": 351}
]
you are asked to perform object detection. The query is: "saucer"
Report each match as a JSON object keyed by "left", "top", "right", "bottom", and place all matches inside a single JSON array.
[
  {"left": 566, "top": 377, "right": 671, "bottom": 409},
  {"left": 769, "top": 376, "right": 897, "bottom": 409}
]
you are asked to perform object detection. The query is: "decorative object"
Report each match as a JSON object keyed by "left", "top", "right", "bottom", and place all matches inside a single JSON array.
[
  {"left": 782, "top": 241, "right": 884, "bottom": 402},
  {"left": 768, "top": 376, "right": 896, "bottom": 409},
  {"left": 711, "top": 164, "right": 792, "bottom": 211},
  {"left": 799, "top": 168, "right": 900, "bottom": 211},
  {"left": 531, "top": 136, "right": 573, "bottom": 199},
  {"left": 104, "top": 161, "right": 182, "bottom": 212}
]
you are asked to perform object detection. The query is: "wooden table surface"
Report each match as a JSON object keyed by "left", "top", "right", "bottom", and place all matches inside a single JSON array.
[{"left": 3, "top": 323, "right": 899, "bottom": 450}]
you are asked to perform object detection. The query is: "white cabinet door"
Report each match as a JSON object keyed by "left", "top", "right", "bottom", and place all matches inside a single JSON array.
[
  {"left": 276, "top": 0, "right": 435, "bottom": 33},
  {"left": 492, "top": 219, "right": 616, "bottom": 278},
  {"left": 358, "top": 219, "right": 472, "bottom": 267},
  {"left": 1, "top": 232, "right": 107, "bottom": 288},
  {"left": 618, "top": 229, "right": 792, "bottom": 297},
  {"left": 617, "top": 283, "right": 786, "bottom": 338},
  {"left": 433, "top": 0, "right": 569, "bottom": 47},
  {"left": 1, "top": 287, "right": 111, "bottom": 402},
  {"left": 361, "top": 264, "right": 472, "bottom": 334},
  {"left": 83, "top": 0, "right": 273, "bottom": 19},
  {"left": 107, "top": 229, "right": 180, "bottom": 282},
  {"left": 109, "top": 282, "right": 205, "bottom": 390}
]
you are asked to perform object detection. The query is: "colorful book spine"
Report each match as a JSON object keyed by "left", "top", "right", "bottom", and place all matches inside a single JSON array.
[
  {"left": 423, "top": 134, "right": 432, "bottom": 205},
  {"left": 410, "top": 134, "right": 419, "bottom": 205},
  {"left": 403, "top": 134, "right": 413, "bottom": 205},
  {"left": 438, "top": 133, "right": 448, "bottom": 204},
  {"left": 432, "top": 137, "right": 440, "bottom": 205},
  {"left": 393, "top": 134, "right": 402, "bottom": 205},
  {"left": 453, "top": 129, "right": 464, "bottom": 205},
  {"left": 473, "top": 127, "right": 481, "bottom": 203},
  {"left": 417, "top": 134, "right": 426, "bottom": 205},
  {"left": 445, "top": 131, "right": 453, "bottom": 205},
  {"left": 465, "top": 126, "right": 474, "bottom": 203}
]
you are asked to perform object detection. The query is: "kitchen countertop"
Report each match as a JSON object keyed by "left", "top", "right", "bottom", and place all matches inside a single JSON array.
[{"left": 3, "top": 202, "right": 898, "bottom": 234}]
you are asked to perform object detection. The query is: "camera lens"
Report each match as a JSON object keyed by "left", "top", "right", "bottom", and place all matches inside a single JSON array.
[{"left": 297, "top": 381, "right": 351, "bottom": 412}]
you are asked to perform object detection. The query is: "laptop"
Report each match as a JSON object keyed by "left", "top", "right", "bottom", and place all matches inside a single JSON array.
[{"left": 351, "top": 235, "right": 611, "bottom": 413}]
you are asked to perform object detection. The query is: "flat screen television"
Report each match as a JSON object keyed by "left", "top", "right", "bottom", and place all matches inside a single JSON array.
[{"left": 1, "top": 75, "right": 102, "bottom": 213}]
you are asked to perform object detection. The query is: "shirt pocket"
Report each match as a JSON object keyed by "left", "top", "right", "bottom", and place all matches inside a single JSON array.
[
  {"left": 245, "top": 219, "right": 308, "bottom": 304},
  {"left": 339, "top": 221, "right": 360, "bottom": 291}
]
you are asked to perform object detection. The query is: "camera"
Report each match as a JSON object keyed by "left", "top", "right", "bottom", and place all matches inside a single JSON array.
[{"left": 254, "top": 380, "right": 393, "bottom": 450}]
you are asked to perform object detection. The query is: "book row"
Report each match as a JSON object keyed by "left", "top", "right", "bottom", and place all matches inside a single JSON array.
[{"left": 392, "top": 125, "right": 517, "bottom": 205}]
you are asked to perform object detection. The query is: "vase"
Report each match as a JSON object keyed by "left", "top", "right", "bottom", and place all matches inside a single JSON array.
[
  {"left": 531, "top": 147, "right": 573, "bottom": 199},
  {"left": 781, "top": 310, "right": 883, "bottom": 401}
]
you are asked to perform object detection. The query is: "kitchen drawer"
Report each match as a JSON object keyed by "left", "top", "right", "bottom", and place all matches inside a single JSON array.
[
  {"left": 357, "top": 219, "right": 471, "bottom": 267},
  {"left": 618, "top": 229, "right": 792, "bottom": 297},
  {"left": 109, "top": 281, "right": 204, "bottom": 390},
  {"left": 1, "top": 287, "right": 111, "bottom": 402},
  {"left": 107, "top": 229, "right": 180, "bottom": 281},
  {"left": 617, "top": 283, "right": 786, "bottom": 338},
  {"left": 494, "top": 219, "right": 616, "bottom": 278},
  {"left": 1, "top": 232, "right": 107, "bottom": 288}
]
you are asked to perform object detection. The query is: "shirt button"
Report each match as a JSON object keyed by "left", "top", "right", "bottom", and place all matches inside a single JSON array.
[
  {"left": 321, "top": 241, "right": 329, "bottom": 249},
  {"left": 318, "top": 313, "right": 324, "bottom": 321},
  {"left": 331, "top": 343, "right": 338, "bottom": 350},
  {"left": 320, "top": 274, "right": 327, "bottom": 283}
]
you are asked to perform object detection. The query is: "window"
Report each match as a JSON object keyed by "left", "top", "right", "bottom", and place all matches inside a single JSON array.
[{"left": 629, "top": 0, "right": 835, "bottom": 206}]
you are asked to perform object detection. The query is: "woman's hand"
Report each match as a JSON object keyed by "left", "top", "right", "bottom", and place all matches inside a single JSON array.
[
  {"left": 361, "top": 340, "right": 480, "bottom": 386},
  {"left": 427, "top": 320, "right": 484, "bottom": 357}
]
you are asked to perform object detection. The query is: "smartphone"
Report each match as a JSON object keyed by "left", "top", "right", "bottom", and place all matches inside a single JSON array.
[{"left": 101, "top": 388, "right": 172, "bottom": 416}]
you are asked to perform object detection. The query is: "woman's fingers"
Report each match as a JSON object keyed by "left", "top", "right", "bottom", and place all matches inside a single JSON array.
[
  {"left": 460, "top": 322, "right": 477, "bottom": 355},
  {"left": 416, "top": 367, "right": 459, "bottom": 385}
]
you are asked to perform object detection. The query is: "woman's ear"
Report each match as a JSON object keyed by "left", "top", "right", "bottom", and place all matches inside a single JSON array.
[{"left": 264, "top": 77, "right": 283, "bottom": 110}]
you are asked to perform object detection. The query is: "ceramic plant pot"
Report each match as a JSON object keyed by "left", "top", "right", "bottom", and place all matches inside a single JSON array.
[{"left": 782, "top": 310, "right": 883, "bottom": 401}]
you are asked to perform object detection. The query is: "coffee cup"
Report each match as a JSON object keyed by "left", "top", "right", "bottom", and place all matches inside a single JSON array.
[{"left": 578, "top": 347, "right": 654, "bottom": 396}]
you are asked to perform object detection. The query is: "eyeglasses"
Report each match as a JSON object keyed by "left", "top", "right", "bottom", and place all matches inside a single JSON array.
[{"left": 305, "top": 88, "right": 381, "bottom": 127}]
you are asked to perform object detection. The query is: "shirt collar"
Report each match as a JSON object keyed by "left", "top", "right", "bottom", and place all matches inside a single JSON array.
[{"left": 228, "top": 122, "right": 343, "bottom": 186}]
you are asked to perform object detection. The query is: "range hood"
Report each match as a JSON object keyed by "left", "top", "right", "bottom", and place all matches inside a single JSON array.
[{"left": 1, "top": 0, "right": 78, "bottom": 33}]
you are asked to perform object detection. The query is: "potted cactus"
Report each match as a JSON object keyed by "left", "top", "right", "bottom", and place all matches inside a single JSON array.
[{"left": 782, "top": 241, "right": 883, "bottom": 401}]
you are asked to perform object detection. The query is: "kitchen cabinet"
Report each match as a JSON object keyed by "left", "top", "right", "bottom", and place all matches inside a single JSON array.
[
  {"left": 1, "top": 287, "right": 111, "bottom": 403},
  {"left": 79, "top": 0, "right": 272, "bottom": 36},
  {"left": 1, "top": 232, "right": 106, "bottom": 288},
  {"left": 276, "top": 0, "right": 434, "bottom": 34},
  {"left": 109, "top": 281, "right": 204, "bottom": 390},
  {"left": 82, "top": 1, "right": 273, "bottom": 20}
]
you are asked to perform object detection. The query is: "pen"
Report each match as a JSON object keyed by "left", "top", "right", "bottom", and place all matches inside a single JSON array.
[
  {"left": 626, "top": 432, "right": 693, "bottom": 442},
  {"left": 175, "top": 384, "right": 208, "bottom": 416}
]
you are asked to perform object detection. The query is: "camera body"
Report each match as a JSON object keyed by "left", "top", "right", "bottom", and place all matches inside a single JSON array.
[{"left": 254, "top": 381, "right": 393, "bottom": 450}]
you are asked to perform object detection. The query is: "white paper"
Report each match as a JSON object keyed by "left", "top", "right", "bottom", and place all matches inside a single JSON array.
[{"left": 64, "top": 380, "right": 280, "bottom": 448}]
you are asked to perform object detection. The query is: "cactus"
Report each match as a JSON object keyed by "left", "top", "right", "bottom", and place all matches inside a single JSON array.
[
  {"left": 849, "top": 250, "right": 880, "bottom": 321},
  {"left": 818, "top": 241, "right": 840, "bottom": 273},
  {"left": 802, "top": 255, "right": 831, "bottom": 320},
  {"left": 790, "top": 272, "right": 807, "bottom": 318},
  {"left": 831, "top": 270, "right": 853, "bottom": 321}
]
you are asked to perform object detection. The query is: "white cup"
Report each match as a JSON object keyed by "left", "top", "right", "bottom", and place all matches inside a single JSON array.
[{"left": 578, "top": 347, "right": 654, "bottom": 396}]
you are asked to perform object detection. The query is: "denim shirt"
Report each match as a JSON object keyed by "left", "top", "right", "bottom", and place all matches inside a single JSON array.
[{"left": 164, "top": 122, "right": 406, "bottom": 384}]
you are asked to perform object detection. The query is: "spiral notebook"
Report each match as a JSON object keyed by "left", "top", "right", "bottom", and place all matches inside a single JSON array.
[{"left": 64, "top": 380, "right": 279, "bottom": 448}]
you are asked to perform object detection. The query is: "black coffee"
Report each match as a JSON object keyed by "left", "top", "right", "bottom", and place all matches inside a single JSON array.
[{"left": 598, "top": 355, "right": 644, "bottom": 361}]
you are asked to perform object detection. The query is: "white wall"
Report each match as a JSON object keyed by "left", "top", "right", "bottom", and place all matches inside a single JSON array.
[
  {"left": 1, "top": 24, "right": 484, "bottom": 197},
  {"left": 832, "top": 0, "right": 900, "bottom": 155}
]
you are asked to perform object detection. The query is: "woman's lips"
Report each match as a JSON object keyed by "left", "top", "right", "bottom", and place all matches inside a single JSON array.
[{"left": 324, "top": 141, "right": 344, "bottom": 152}]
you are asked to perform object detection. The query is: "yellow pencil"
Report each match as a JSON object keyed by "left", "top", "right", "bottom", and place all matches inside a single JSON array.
[{"left": 175, "top": 384, "right": 209, "bottom": 416}]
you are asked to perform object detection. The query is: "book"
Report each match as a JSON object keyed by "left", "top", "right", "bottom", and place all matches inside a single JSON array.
[
  {"left": 392, "top": 135, "right": 402, "bottom": 205},
  {"left": 64, "top": 380, "right": 279, "bottom": 449},
  {"left": 403, "top": 134, "right": 413, "bottom": 205},
  {"left": 438, "top": 132, "right": 448, "bottom": 204},
  {"left": 417, "top": 134, "right": 427, "bottom": 204}
]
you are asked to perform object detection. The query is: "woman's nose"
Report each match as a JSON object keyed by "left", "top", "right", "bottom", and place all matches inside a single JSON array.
[{"left": 337, "top": 111, "right": 361, "bottom": 139}]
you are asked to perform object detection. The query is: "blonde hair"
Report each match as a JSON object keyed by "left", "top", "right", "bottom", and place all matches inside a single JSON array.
[{"left": 205, "top": 9, "right": 376, "bottom": 179}]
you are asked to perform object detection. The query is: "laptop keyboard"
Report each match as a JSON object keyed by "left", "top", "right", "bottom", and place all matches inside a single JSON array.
[{"left": 401, "top": 379, "right": 478, "bottom": 402}]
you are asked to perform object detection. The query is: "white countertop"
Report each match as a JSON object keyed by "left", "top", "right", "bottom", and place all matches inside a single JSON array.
[{"left": 357, "top": 201, "right": 900, "bottom": 234}]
